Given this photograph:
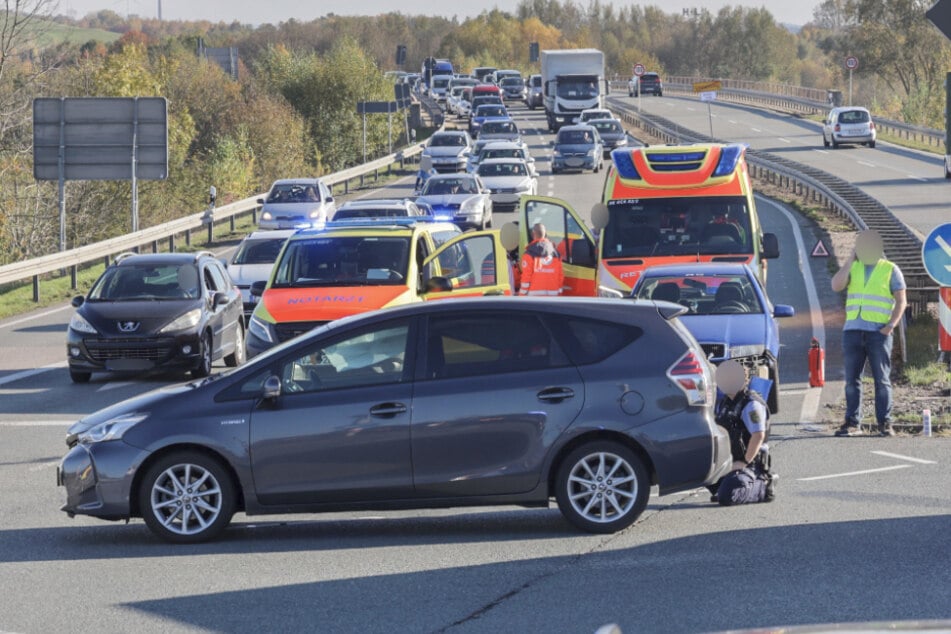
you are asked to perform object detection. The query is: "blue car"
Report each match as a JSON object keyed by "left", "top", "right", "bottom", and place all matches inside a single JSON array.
[
  {"left": 631, "top": 263, "right": 794, "bottom": 413},
  {"left": 469, "top": 104, "right": 509, "bottom": 136}
]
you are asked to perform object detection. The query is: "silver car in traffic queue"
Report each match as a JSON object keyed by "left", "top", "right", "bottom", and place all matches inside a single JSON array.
[{"left": 414, "top": 173, "right": 493, "bottom": 229}]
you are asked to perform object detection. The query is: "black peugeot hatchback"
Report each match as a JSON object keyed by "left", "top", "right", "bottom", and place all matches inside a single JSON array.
[{"left": 66, "top": 252, "right": 246, "bottom": 383}]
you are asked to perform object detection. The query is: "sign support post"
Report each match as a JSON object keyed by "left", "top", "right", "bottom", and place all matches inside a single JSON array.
[
  {"left": 845, "top": 56, "right": 859, "bottom": 106},
  {"left": 633, "top": 63, "right": 645, "bottom": 113},
  {"left": 131, "top": 97, "right": 139, "bottom": 234},
  {"left": 57, "top": 98, "right": 66, "bottom": 252}
]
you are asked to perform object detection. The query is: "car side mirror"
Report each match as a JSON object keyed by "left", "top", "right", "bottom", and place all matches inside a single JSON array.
[
  {"left": 762, "top": 233, "right": 780, "bottom": 259},
  {"left": 262, "top": 375, "right": 282, "bottom": 400},
  {"left": 326, "top": 196, "right": 334, "bottom": 204},
  {"left": 425, "top": 276, "right": 452, "bottom": 294},
  {"left": 250, "top": 281, "right": 267, "bottom": 298},
  {"left": 549, "top": 140, "right": 555, "bottom": 147},
  {"left": 213, "top": 291, "right": 230, "bottom": 307},
  {"left": 256, "top": 198, "right": 265, "bottom": 205},
  {"left": 774, "top": 304, "right": 796, "bottom": 318},
  {"left": 71, "top": 296, "right": 84, "bottom": 308}
]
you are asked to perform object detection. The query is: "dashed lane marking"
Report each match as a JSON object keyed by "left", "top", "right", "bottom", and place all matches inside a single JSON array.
[
  {"left": 0, "top": 304, "right": 72, "bottom": 331},
  {"left": 0, "top": 420, "right": 74, "bottom": 427},
  {"left": 797, "top": 465, "right": 911, "bottom": 482},
  {"left": 871, "top": 451, "right": 937, "bottom": 465},
  {"left": 777, "top": 138, "right": 791, "bottom": 144},
  {"left": 0, "top": 362, "right": 68, "bottom": 388}
]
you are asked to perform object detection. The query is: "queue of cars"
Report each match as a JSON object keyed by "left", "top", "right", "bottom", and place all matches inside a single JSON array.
[{"left": 60, "top": 62, "right": 800, "bottom": 541}]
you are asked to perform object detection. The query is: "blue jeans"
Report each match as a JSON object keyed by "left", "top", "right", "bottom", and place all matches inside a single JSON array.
[{"left": 843, "top": 329, "right": 893, "bottom": 427}]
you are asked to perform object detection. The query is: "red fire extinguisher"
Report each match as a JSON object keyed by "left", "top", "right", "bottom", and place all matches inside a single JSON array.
[{"left": 809, "top": 337, "right": 825, "bottom": 387}]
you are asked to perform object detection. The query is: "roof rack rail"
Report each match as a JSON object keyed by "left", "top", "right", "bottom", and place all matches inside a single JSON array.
[
  {"left": 193, "top": 251, "right": 216, "bottom": 261},
  {"left": 113, "top": 252, "right": 138, "bottom": 263}
]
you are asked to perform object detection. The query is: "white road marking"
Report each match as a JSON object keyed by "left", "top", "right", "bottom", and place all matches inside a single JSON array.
[
  {"left": 0, "top": 362, "right": 68, "bottom": 387},
  {"left": 0, "top": 304, "right": 72, "bottom": 330},
  {"left": 798, "top": 465, "right": 911, "bottom": 482},
  {"left": 908, "top": 175, "right": 928, "bottom": 182},
  {"left": 777, "top": 138, "right": 791, "bottom": 144},
  {"left": 96, "top": 381, "right": 135, "bottom": 392},
  {"left": 757, "top": 196, "right": 826, "bottom": 425},
  {"left": 814, "top": 149, "right": 829, "bottom": 155},
  {"left": 0, "top": 420, "right": 74, "bottom": 427},
  {"left": 728, "top": 120, "right": 738, "bottom": 125},
  {"left": 857, "top": 160, "right": 876, "bottom": 168},
  {"left": 27, "top": 460, "right": 60, "bottom": 472},
  {"left": 686, "top": 107, "right": 695, "bottom": 112},
  {"left": 751, "top": 128, "right": 762, "bottom": 133},
  {"left": 871, "top": 451, "right": 937, "bottom": 465}
]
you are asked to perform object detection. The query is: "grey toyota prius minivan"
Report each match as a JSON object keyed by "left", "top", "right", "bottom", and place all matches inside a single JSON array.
[{"left": 58, "top": 297, "right": 731, "bottom": 543}]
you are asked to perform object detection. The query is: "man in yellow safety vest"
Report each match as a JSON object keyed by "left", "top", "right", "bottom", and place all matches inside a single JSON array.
[{"left": 830, "top": 230, "right": 907, "bottom": 437}]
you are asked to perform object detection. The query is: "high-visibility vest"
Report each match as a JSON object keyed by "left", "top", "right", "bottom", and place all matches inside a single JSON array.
[{"left": 846, "top": 259, "right": 895, "bottom": 324}]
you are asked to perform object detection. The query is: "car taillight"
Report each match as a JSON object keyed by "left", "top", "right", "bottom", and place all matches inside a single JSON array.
[
  {"left": 869, "top": 121, "right": 875, "bottom": 131},
  {"left": 834, "top": 124, "right": 841, "bottom": 132},
  {"left": 667, "top": 350, "right": 712, "bottom": 406}
]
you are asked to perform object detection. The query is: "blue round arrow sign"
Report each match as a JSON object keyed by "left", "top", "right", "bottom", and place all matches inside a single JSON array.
[{"left": 922, "top": 222, "right": 951, "bottom": 286}]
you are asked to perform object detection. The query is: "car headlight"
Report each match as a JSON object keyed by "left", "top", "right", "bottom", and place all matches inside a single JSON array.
[
  {"left": 616, "top": 137, "right": 628, "bottom": 146},
  {"left": 248, "top": 315, "right": 274, "bottom": 343},
  {"left": 261, "top": 211, "right": 273, "bottom": 220},
  {"left": 460, "top": 198, "right": 481, "bottom": 213},
  {"left": 730, "top": 344, "right": 766, "bottom": 359},
  {"left": 69, "top": 313, "right": 98, "bottom": 334},
  {"left": 517, "top": 181, "right": 533, "bottom": 193},
  {"left": 598, "top": 286, "right": 625, "bottom": 299},
  {"left": 159, "top": 308, "right": 201, "bottom": 334},
  {"left": 308, "top": 209, "right": 324, "bottom": 220},
  {"left": 587, "top": 149, "right": 597, "bottom": 157},
  {"left": 553, "top": 150, "right": 562, "bottom": 158},
  {"left": 78, "top": 412, "right": 148, "bottom": 444}
]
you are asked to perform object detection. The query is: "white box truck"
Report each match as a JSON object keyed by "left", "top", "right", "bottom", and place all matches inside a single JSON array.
[{"left": 540, "top": 49, "right": 607, "bottom": 131}]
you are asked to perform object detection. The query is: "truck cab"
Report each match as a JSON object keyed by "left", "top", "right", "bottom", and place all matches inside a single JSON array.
[{"left": 541, "top": 49, "right": 608, "bottom": 132}]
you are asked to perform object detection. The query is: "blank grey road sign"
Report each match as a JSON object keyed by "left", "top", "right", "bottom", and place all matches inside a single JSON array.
[
  {"left": 927, "top": 0, "right": 951, "bottom": 40},
  {"left": 357, "top": 101, "right": 399, "bottom": 114},
  {"left": 202, "top": 47, "right": 239, "bottom": 80},
  {"left": 33, "top": 97, "right": 168, "bottom": 181}
]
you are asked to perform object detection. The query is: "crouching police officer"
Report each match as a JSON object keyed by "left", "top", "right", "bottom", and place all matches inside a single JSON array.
[{"left": 709, "top": 360, "right": 777, "bottom": 506}]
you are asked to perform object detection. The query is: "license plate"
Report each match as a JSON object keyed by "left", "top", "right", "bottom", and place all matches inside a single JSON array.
[
  {"left": 106, "top": 359, "right": 154, "bottom": 372},
  {"left": 566, "top": 159, "right": 584, "bottom": 167}
]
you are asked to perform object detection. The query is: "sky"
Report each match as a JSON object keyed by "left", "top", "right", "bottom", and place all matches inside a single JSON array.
[{"left": 60, "top": 0, "right": 816, "bottom": 27}]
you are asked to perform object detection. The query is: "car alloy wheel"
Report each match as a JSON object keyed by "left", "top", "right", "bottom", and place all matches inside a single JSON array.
[
  {"left": 192, "top": 332, "right": 213, "bottom": 378},
  {"left": 224, "top": 324, "right": 245, "bottom": 367},
  {"left": 140, "top": 451, "right": 236, "bottom": 543},
  {"left": 555, "top": 441, "right": 649, "bottom": 534}
]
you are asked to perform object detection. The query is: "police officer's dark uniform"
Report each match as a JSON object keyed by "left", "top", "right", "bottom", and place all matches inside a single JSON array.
[{"left": 711, "top": 388, "right": 776, "bottom": 506}]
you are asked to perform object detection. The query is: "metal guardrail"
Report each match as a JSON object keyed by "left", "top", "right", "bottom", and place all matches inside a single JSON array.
[
  {"left": 0, "top": 142, "right": 425, "bottom": 300},
  {"left": 608, "top": 98, "right": 938, "bottom": 305},
  {"left": 653, "top": 77, "right": 946, "bottom": 150}
]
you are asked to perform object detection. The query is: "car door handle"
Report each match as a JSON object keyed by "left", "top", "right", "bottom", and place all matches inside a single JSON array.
[
  {"left": 537, "top": 387, "right": 575, "bottom": 402},
  {"left": 369, "top": 403, "right": 408, "bottom": 417}
]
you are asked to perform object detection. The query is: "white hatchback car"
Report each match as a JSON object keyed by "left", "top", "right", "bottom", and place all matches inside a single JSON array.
[
  {"left": 225, "top": 230, "right": 295, "bottom": 322},
  {"left": 823, "top": 107, "right": 876, "bottom": 149}
]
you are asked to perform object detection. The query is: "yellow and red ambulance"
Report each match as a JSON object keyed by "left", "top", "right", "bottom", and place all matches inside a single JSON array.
[
  {"left": 516, "top": 143, "right": 779, "bottom": 297},
  {"left": 246, "top": 218, "right": 516, "bottom": 356}
]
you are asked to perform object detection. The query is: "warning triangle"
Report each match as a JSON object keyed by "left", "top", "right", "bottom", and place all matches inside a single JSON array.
[{"left": 811, "top": 240, "right": 829, "bottom": 257}]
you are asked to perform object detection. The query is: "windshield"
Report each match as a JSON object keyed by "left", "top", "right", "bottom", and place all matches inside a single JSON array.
[
  {"left": 557, "top": 78, "right": 600, "bottom": 100},
  {"left": 433, "top": 78, "right": 450, "bottom": 88},
  {"left": 272, "top": 237, "right": 410, "bottom": 287},
  {"left": 478, "top": 162, "right": 528, "bottom": 177},
  {"left": 592, "top": 121, "right": 622, "bottom": 135},
  {"left": 838, "top": 110, "right": 870, "bottom": 124},
  {"left": 266, "top": 183, "right": 321, "bottom": 204},
  {"left": 450, "top": 87, "right": 465, "bottom": 97},
  {"left": 422, "top": 177, "right": 479, "bottom": 195},
  {"left": 482, "top": 148, "right": 525, "bottom": 161},
  {"left": 480, "top": 121, "right": 516, "bottom": 135},
  {"left": 634, "top": 274, "right": 763, "bottom": 315},
  {"left": 476, "top": 106, "right": 506, "bottom": 118},
  {"left": 334, "top": 207, "right": 413, "bottom": 219},
  {"left": 501, "top": 78, "right": 522, "bottom": 87},
  {"left": 471, "top": 97, "right": 501, "bottom": 109},
  {"left": 430, "top": 134, "right": 466, "bottom": 147},
  {"left": 603, "top": 196, "right": 754, "bottom": 258},
  {"left": 557, "top": 129, "right": 596, "bottom": 145},
  {"left": 89, "top": 263, "right": 201, "bottom": 301},
  {"left": 232, "top": 238, "right": 287, "bottom": 265}
]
